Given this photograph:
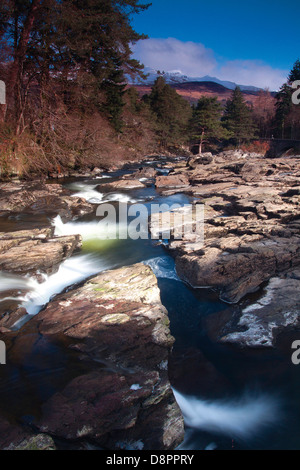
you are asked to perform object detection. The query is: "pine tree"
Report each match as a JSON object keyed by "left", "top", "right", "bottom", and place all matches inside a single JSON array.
[
  {"left": 0, "top": 0, "right": 151, "bottom": 133},
  {"left": 275, "top": 84, "right": 293, "bottom": 138},
  {"left": 275, "top": 59, "right": 300, "bottom": 139},
  {"left": 222, "top": 86, "right": 255, "bottom": 147},
  {"left": 288, "top": 59, "right": 300, "bottom": 84},
  {"left": 147, "top": 77, "right": 192, "bottom": 148},
  {"left": 190, "top": 96, "right": 228, "bottom": 154}
]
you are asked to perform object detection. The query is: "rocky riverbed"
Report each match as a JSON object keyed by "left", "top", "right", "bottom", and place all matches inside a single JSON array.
[
  {"left": 0, "top": 149, "right": 299, "bottom": 450},
  {"left": 0, "top": 175, "right": 184, "bottom": 450}
]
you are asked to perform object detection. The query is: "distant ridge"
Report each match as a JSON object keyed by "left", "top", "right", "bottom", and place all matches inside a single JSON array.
[{"left": 130, "top": 67, "right": 264, "bottom": 92}]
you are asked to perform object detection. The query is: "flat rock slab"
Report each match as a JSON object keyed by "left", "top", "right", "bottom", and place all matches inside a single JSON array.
[
  {"left": 0, "top": 230, "right": 82, "bottom": 276},
  {"left": 100, "top": 179, "right": 146, "bottom": 190},
  {"left": 155, "top": 174, "right": 190, "bottom": 189},
  {"left": 0, "top": 181, "right": 94, "bottom": 220},
  {"left": 175, "top": 235, "right": 300, "bottom": 303}
]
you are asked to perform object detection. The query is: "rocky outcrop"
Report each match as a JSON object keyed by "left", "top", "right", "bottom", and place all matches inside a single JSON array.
[
  {"left": 205, "top": 269, "right": 300, "bottom": 348},
  {"left": 175, "top": 234, "right": 300, "bottom": 303},
  {"left": 24, "top": 263, "right": 184, "bottom": 450},
  {"left": 150, "top": 152, "right": 300, "bottom": 347},
  {"left": 0, "top": 229, "right": 82, "bottom": 276},
  {"left": 0, "top": 181, "right": 94, "bottom": 220},
  {"left": 5, "top": 434, "right": 56, "bottom": 451},
  {"left": 188, "top": 153, "right": 214, "bottom": 168}
]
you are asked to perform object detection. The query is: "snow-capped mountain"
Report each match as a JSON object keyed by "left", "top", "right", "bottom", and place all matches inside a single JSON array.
[{"left": 130, "top": 67, "right": 262, "bottom": 92}]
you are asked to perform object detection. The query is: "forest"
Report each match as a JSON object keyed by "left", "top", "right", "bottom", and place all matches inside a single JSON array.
[{"left": 0, "top": 0, "right": 299, "bottom": 177}]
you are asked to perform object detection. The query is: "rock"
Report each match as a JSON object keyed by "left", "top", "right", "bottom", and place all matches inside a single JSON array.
[
  {"left": 91, "top": 167, "right": 103, "bottom": 176},
  {"left": 208, "top": 270, "right": 300, "bottom": 348},
  {"left": 175, "top": 235, "right": 300, "bottom": 303},
  {"left": 0, "top": 230, "right": 82, "bottom": 276},
  {"left": 0, "top": 181, "right": 94, "bottom": 221},
  {"left": 0, "top": 227, "right": 53, "bottom": 241},
  {"left": 0, "top": 307, "right": 27, "bottom": 329},
  {"left": 5, "top": 434, "right": 56, "bottom": 451},
  {"left": 0, "top": 417, "right": 32, "bottom": 450},
  {"left": 132, "top": 167, "right": 157, "bottom": 179},
  {"left": 155, "top": 174, "right": 190, "bottom": 189},
  {"left": 29, "top": 263, "right": 183, "bottom": 450},
  {"left": 153, "top": 154, "right": 300, "bottom": 305},
  {"left": 188, "top": 153, "right": 213, "bottom": 168},
  {"left": 101, "top": 179, "right": 145, "bottom": 190}
]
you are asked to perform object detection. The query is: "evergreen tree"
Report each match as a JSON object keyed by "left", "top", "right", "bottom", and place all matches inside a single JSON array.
[
  {"left": 147, "top": 77, "right": 192, "bottom": 148},
  {"left": 0, "top": 0, "right": 151, "bottom": 133},
  {"left": 275, "top": 59, "right": 300, "bottom": 139},
  {"left": 275, "top": 83, "right": 293, "bottom": 138},
  {"left": 190, "top": 96, "right": 227, "bottom": 154},
  {"left": 288, "top": 59, "right": 300, "bottom": 84},
  {"left": 222, "top": 86, "right": 255, "bottom": 147}
]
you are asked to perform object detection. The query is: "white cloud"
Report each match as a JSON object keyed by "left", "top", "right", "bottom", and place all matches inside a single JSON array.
[
  {"left": 132, "top": 38, "right": 288, "bottom": 90},
  {"left": 132, "top": 37, "right": 217, "bottom": 77},
  {"left": 219, "top": 60, "right": 288, "bottom": 90}
]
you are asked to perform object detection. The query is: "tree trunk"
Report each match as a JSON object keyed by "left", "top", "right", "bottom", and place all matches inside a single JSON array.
[
  {"left": 8, "top": 0, "right": 42, "bottom": 130},
  {"left": 198, "top": 129, "right": 205, "bottom": 154}
]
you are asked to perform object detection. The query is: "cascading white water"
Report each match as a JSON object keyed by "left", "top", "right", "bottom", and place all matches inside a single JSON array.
[
  {"left": 52, "top": 214, "right": 129, "bottom": 241},
  {"left": 68, "top": 181, "right": 140, "bottom": 205},
  {"left": 68, "top": 182, "right": 104, "bottom": 204},
  {"left": 102, "top": 193, "right": 140, "bottom": 204},
  {"left": 53, "top": 215, "right": 104, "bottom": 240},
  {"left": 173, "top": 389, "right": 281, "bottom": 440},
  {"left": 0, "top": 272, "right": 37, "bottom": 293},
  {"left": 0, "top": 254, "right": 105, "bottom": 321},
  {"left": 21, "top": 254, "right": 104, "bottom": 316}
]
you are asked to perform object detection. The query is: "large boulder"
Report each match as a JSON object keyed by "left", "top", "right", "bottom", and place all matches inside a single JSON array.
[
  {"left": 26, "top": 263, "right": 184, "bottom": 450},
  {"left": 175, "top": 233, "right": 300, "bottom": 303}
]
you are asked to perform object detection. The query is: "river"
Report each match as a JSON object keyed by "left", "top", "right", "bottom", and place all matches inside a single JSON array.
[{"left": 0, "top": 157, "right": 300, "bottom": 450}]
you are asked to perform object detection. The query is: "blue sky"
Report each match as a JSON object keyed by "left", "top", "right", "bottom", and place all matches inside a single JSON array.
[{"left": 131, "top": 0, "right": 300, "bottom": 89}]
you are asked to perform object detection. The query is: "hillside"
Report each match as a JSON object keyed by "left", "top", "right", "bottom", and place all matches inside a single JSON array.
[{"left": 129, "top": 80, "right": 275, "bottom": 107}]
